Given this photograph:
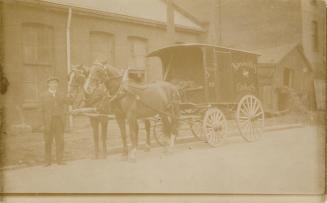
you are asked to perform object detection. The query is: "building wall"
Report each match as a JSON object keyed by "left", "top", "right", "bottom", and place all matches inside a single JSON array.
[
  {"left": 273, "top": 49, "right": 313, "bottom": 111},
  {"left": 3, "top": 2, "right": 200, "bottom": 128},
  {"left": 175, "top": 0, "right": 302, "bottom": 49},
  {"left": 301, "top": 0, "right": 326, "bottom": 78},
  {"left": 69, "top": 12, "right": 200, "bottom": 82},
  {"left": 3, "top": 2, "right": 68, "bottom": 128}
]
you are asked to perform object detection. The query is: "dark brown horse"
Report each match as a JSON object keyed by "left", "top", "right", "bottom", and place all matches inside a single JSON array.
[
  {"left": 68, "top": 65, "right": 153, "bottom": 159},
  {"left": 68, "top": 65, "right": 109, "bottom": 159},
  {"left": 84, "top": 63, "right": 180, "bottom": 160}
]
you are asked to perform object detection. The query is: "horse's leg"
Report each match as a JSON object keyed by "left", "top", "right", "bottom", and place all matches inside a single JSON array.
[
  {"left": 127, "top": 117, "right": 138, "bottom": 161},
  {"left": 135, "top": 120, "right": 139, "bottom": 148},
  {"left": 144, "top": 119, "right": 151, "bottom": 151},
  {"left": 160, "top": 116, "right": 171, "bottom": 153},
  {"left": 169, "top": 115, "right": 178, "bottom": 148},
  {"left": 100, "top": 117, "right": 108, "bottom": 159},
  {"left": 89, "top": 117, "right": 99, "bottom": 159},
  {"left": 115, "top": 116, "right": 128, "bottom": 157}
]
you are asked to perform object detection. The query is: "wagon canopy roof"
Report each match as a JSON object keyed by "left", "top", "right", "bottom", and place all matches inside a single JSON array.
[{"left": 147, "top": 43, "right": 261, "bottom": 58}]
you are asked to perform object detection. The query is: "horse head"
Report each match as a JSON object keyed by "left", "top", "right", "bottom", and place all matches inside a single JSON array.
[
  {"left": 68, "top": 64, "right": 89, "bottom": 107},
  {"left": 84, "top": 63, "right": 123, "bottom": 95}
]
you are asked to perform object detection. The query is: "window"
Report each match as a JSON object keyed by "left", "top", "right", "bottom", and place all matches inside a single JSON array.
[
  {"left": 22, "top": 23, "right": 53, "bottom": 103},
  {"left": 128, "top": 37, "right": 147, "bottom": 70},
  {"left": 22, "top": 23, "right": 53, "bottom": 65},
  {"left": 90, "top": 32, "right": 115, "bottom": 65},
  {"left": 312, "top": 20, "right": 319, "bottom": 52}
]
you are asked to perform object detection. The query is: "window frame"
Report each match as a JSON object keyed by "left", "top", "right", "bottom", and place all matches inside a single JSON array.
[
  {"left": 22, "top": 23, "right": 54, "bottom": 66},
  {"left": 89, "top": 31, "right": 115, "bottom": 65},
  {"left": 128, "top": 36, "right": 148, "bottom": 70},
  {"left": 21, "top": 23, "right": 54, "bottom": 104}
]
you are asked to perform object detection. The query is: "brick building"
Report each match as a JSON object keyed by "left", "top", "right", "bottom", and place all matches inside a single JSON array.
[{"left": 2, "top": 0, "right": 204, "bottom": 128}]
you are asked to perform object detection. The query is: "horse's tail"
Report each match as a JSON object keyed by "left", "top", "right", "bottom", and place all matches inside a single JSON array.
[{"left": 169, "top": 86, "right": 181, "bottom": 135}]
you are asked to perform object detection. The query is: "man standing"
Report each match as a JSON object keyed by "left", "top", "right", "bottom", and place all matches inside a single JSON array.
[{"left": 41, "top": 77, "right": 71, "bottom": 166}]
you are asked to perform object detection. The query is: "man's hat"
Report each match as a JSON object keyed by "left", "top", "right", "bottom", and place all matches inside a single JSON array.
[{"left": 47, "top": 76, "right": 60, "bottom": 84}]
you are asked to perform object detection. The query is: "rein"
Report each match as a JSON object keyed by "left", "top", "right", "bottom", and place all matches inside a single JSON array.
[{"left": 97, "top": 66, "right": 176, "bottom": 118}]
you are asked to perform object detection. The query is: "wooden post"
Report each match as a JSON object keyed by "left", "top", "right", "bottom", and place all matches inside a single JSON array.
[
  {"left": 208, "top": 0, "right": 221, "bottom": 45},
  {"left": 202, "top": 47, "right": 209, "bottom": 103},
  {"left": 66, "top": 8, "right": 73, "bottom": 129}
]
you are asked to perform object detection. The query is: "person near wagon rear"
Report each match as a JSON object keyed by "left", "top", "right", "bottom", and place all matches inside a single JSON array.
[{"left": 41, "top": 77, "right": 72, "bottom": 166}]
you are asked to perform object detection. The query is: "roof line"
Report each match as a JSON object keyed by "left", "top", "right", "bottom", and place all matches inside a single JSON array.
[
  {"left": 147, "top": 43, "right": 260, "bottom": 57},
  {"left": 167, "top": 0, "right": 205, "bottom": 27},
  {"left": 275, "top": 43, "right": 300, "bottom": 64},
  {"left": 12, "top": 0, "right": 204, "bottom": 32},
  {"left": 296, "top": 45, "right": 314, "bottom": 71}
]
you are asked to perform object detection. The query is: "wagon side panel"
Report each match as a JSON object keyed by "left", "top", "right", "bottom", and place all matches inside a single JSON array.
[{"left": 231, "top": 53, "right": 259, "bottom": 101}]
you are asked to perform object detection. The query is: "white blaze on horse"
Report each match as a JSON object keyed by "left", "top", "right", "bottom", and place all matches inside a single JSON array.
[
  {"left": 68, "top": 64, "right": 110, "bottom": 159},
  {"left": 84, "top": 63, "right": 180, "bottom": 161}
]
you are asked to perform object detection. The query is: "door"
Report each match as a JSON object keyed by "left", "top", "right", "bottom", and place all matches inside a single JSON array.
[{"left": 202, "top": 47, "right": 217, "bottom": 103}]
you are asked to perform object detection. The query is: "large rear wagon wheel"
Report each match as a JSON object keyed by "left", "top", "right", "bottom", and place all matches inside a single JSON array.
[
  {"left": 203, "top": 108, "right": 227, "bottom": 147},
  {"left": 236, "top": 95, "right": 265, "bottom": 142}
]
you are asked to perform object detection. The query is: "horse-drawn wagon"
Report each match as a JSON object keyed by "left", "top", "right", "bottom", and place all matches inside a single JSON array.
[{"left": 147, "top": 43, "right": 265, "bottom": 147}]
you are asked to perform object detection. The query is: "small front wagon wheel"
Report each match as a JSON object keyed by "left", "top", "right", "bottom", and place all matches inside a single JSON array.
[
  {"left": 236, "top": 95, "right": 265, "bottom": 142},
  {"left": 203, "top": 108, "right": 227, "bottom": 147}
]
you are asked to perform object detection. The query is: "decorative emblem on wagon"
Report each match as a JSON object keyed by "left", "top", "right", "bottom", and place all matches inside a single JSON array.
[{"left": 233, "top": 62, "right": 256, "bottom": 93}]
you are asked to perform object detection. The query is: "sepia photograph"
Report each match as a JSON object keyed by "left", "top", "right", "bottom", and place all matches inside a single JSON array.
[{"left": 0, "top": 0, "right": 326, "bottom": 202}]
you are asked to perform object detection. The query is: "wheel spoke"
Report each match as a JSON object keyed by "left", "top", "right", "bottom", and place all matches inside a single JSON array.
[
  {"left": 243, "top": 102, "right": 251, "bottom": 115},
  {"left": 248, "top": 97, "right": 253, "bottom": 114},
  {"left": 218, "top": 112, "right": 223, "bottom": 120},
  {"left": 240, "top": 120, "right": 250, "bottom": 132},
  {"left": 248, "top": 97, "right": 253, "bottom": 115},
  {"left": 253, "top": 101, "right": 260, "bottom": 115},
  {"left": 239, "top": 105, "right": 249, "bottom": 116},
  {"left": 253, "top": 111, "right": 263, "bottom": 118}
]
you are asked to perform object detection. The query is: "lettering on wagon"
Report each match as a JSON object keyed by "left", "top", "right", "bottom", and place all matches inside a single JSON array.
[
  {"left": 233, "top": 61, "right": 256, "bottom": 93},
  {"left": 232, "top": 62, "right": 256, "bottom": 73}
]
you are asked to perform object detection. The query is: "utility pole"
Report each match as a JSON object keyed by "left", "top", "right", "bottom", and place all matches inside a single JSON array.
[
  {"left": 166, "top": 0, "right": 175, "bottom": 44},
  {"left": 208, "top": 0, "right": 220, "bottom": 45},
  {"left": 217, "top": 0, "right": 222, "bottom": 45}
]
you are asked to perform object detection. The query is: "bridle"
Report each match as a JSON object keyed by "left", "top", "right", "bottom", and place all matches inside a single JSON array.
[
  {"left": 91, "top": 64, "right": 128, "bottom": 105},
  {"left": 68, "top": 68, "right": 90, "bottom": 107}
]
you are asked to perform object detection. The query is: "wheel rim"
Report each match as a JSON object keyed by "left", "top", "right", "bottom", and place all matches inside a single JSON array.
[
  {"left": 203, "top": 108, "right": 226, "bottom": 147},
  {"left": 237, "top": 95, "right": 265, "bottom": 142}
]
